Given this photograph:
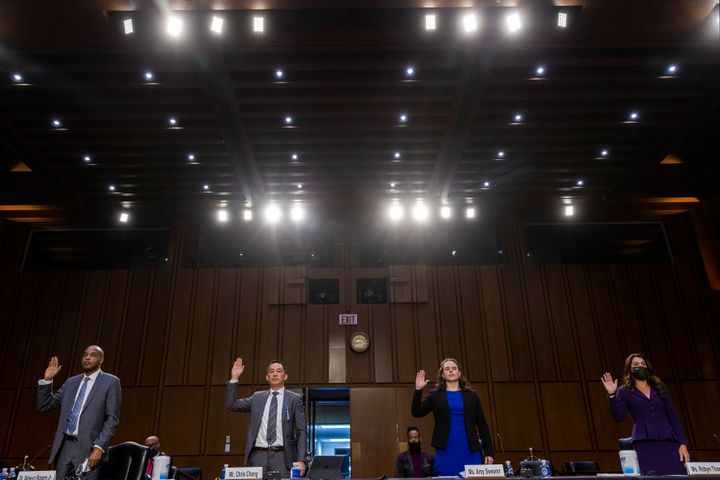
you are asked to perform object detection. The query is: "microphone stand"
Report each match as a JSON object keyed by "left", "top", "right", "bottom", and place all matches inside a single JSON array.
[{"left": 16, "top": 443, "right": 54, "bottom": 471}]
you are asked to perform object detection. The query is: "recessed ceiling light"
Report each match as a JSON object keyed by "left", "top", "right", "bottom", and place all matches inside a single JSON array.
[
  {"left": 405, "top": 66, "right": 415, "bottom": 77},
  {"left": 291, "top": 153, "right": 299, "bottom": 161},
  {"left": 564, "top": 205, "right": 574, "bottom": 216},
  {"left": 465, "top": 206, "right": 476, "bottom": 219},
  {"left": 425, "top": 13, "right": 437, "bottom": 31},
  {"left": 506, "top": 12, "right": 522, "bottom": 33},
  {"left": 290, "top": 205, "right": 305, "bottom": 222},
  {"left": 108, "top": 185, "right": 116, "bottom": 192},
  {"left": 119, "top": 212, "right": 129, "bottom": 223},
  {"left": 440, "top": 206, "right": 452, "bottom": 219},
  {"left": 264, "top": 204, "right": 281, "bottom": 223},
  {"left": 210, "top": 16, "right": 224, "bottom": 34},
  {"left": 297, "top": 183, "right": 303, "bottom": 189},
  {"left": 390, "top": 182, "right": 396, "bottom": 188},
  {"left": 483, "top": 181, "right": 490, "bottom": 187},
  {"left": 451, "top": 250, "right": 457, "bottom": 256},
  {"left": 203, "top": 184, "right": 209, "bottom": 191},
  {"left": 168, "top": 117, "right": 178, "bottom": 127},
  {"left": 627, "top": 111, "right": 639, "bottom": 122},
  {"left": 12, "top": 73, "right": 23, "bottom": 83},
  {"left": 497, "top": 150, "right": 505, "bottom": 158},
  {"left": 399, "top": 113, "right": 408, "bottom": 123},
  {"left": 51, "top": 118, "right": 62, "bottom": 128},
  {"left": 217, "top": 209, "right": 229, "bottom": 222},
  {"left": 275, "top": 69, "right": 284, "bottom": 79},
  {"left": 144, "top": 71, "right": 154, "bottom": 82},
  {"left": 557, "top": 11, "right": 568, "bottom": 28},
  {"left": 394, "top": 152, "right": 401, "bottom": 159},
  {"left": 577, "top": 179, "right": 584, "bottom": 186},
  {"left": 83, "top": 155, "right": 92, "bottom": 163},
  {"left": 123, "top": 18, "right": 134, "bottom": 35},
  {"left": 166, "top": 16, "right": 183, "bottom": 38},
  {"left": 462, "top": 13, "right": 478, "bottom": 33},
  {"left": 388, "top": 203, "right": 404, "bottom": 221},
  {"left": 535, "top": 65, "right": 546, "bottom": 76},
  {"left": 600, "top": 149, "right": 609, "bottom": 157},
  {"left": 412, "top": 202, "right": 429, "bottom": 222},
  {"left": 243, "top": 209, "right": 253, "bottom": 221},
  {"left": 284, "top": 115, "right": 294, "bottom": 125},
  {"left": 514, "top": 113, "right": 523, "bottom": 122},
  {"left": 253, "top": 16, "right": 264, "bottom": 33}
]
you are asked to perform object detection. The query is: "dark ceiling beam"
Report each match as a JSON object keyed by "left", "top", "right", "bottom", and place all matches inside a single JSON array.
[{"left": 195, "top": 53, "right": 266, "bottom": 204}]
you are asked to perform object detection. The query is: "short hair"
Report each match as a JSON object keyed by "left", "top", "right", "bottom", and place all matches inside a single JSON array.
[
  {"left": 87, "top": 345, "right": 105, "bottom": 359},
  {"left": 407, "top": 426, "right": 420, "bottom": 435},
  {"left": 267, "top": 359, "right": 286, "bottom": 372}
]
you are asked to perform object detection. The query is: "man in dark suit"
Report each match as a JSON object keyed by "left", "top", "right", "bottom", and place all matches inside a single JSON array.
[
  {"left": 38, "top": 345, "right": 122, "bottom": 480},
  {"left": 226, "top": 358, "right": 307, "bottom": 477},
  {"left": 395, "top": 426, "right": 435, "bottom": 478}
]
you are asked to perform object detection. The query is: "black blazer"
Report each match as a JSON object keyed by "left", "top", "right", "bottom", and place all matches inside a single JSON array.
[
  {"left": 411, "top": 389, "right": 494, "bottom": 457},
  {"left": 395, "top": 450, "right": 435, "bottom": 477}
]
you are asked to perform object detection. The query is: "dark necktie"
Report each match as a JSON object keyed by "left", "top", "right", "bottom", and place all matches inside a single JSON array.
[
  {"left": 67, "top": 377, "right": 90, "bottom": 433},
  {"left": 266, "top": 392, "right": 279, "bottom": 445}
]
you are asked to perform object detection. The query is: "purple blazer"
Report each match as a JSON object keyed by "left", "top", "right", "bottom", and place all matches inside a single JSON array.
[{"left": 608, "top": 385, "right": 688, "bottom": 445}]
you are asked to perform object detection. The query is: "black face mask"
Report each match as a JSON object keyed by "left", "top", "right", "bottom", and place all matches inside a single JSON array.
[
  {"left": 409, "top": 442, "right": 422, "bottom": 453},
  {"left": 631, "top": 366, "right": 650, "bottom": 381}
]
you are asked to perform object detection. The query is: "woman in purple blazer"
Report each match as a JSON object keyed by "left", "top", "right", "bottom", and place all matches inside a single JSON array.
[{"left": 601, "top": 353, "right": 690, "bottom": 475}]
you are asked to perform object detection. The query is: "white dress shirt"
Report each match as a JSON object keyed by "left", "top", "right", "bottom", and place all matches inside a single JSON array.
[{"left": 255, "top": 387, "right": 285, "bottom": 448}]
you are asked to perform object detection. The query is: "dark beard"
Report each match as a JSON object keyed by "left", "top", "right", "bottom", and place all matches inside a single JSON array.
[{"left": 409, "top": 443, "right": 422, "bottom": 453}]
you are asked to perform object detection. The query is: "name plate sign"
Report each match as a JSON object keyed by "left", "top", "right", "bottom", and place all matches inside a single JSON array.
[
  {"left": 464, "top": 464, "right": 505, "bottom": 478},
  {"left": 687, "top": 462, "right": 720, "bottom": 476},
  {"left": 18, "top": 471, "right": 56, "bottom": 480},
  {"left": 225, "top": 467, "right": 263, "bottom": 479}
]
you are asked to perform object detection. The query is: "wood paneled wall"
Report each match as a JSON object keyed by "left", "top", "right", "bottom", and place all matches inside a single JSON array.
[{"left": 1, "top": 264, "right": 720, "bottom": 477}]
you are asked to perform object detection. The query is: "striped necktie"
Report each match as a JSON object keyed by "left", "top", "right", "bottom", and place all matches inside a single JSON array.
[
  {"left": 67, "top": 377, "right": 90, "bottom": 433},
  {"left": 266, "top": 391, "right": 279, "bottom": 445}
]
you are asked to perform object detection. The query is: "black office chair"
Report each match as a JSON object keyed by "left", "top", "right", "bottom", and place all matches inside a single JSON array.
[
  {"left": 98, "top": 441, "right": 151, "bottom": 480},
  {"left": 519, "top": 460, "right": 554, "bottom": 477},
  {"left": 563, "top": 461, "right": 600, "bottom": 476},
  {"left": 172, "top": 467, "right": 203, "bottom": 480},
  {"left": 618, "top": 437, "right": 633, "bottom": 450}
]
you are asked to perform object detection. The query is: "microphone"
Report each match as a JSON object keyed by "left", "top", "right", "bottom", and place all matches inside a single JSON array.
[
  {"left": 713, "top": 433, "right": 720, "bottom": 445},
  {"left": 496, "top": 432, "right": 508, "bottom": 464},
  {"left": 18, "top": 443, "right": 53, "bottom": 471}
]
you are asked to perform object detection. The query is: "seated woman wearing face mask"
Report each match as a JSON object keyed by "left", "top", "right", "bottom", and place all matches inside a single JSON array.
[{"left": 601, "top": 353, "right": 690, "bottom": 475}]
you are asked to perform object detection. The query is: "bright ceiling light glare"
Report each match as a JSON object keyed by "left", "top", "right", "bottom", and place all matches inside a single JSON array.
[
  {"left": 275, "top": 69, "right": 284, "bottom": 79},
  {"left": 290, "top": 205, "right": 305, "bottom": 222},
  {"left": 505, "top": 12, "right": 522, "bottom": 33},
  {"left": 168, "top": 117, "right": 178, "bottom": 127},
  {"left": 253, "top": 16, "right": 265, "bottom": 33},
  {"left": 412, "top": 202, "right": 429, "bottom": 222},
  {"left": 405, "top": 66, "right": 415, "bottom": 77},
  {"left": 203, "top": 184, "right": 210, "bottom": 191},
  {"left": 388, "top": 203, "right": 404, "bottom": 222},
  {"left": 210, "top": 16, "right": 224, "bottom": 34},
  {"left": 623, "top": 111, "right": 640, "bottom": 123},
  {"left": 291, "top": 153, "right": 299, "bottom": 161},
  {"left": 535, "top": 65, "right": 546, "bottom": 77},
  {"left": 144, "top": 71, "right": 155, "bottom": 82},
  {"left": 599, "top": 149, "right": 609, "bottom": 158},
  {"left": 667, "top": 64, "right": 678, "bottom": 74},
  {"left": 123, "top": 18, "right": 134, "bottom": 35},
  {"left": 462, "top": 13, "right": 478, "bottom": 34},
  {"left": 425, "top": 13, "right": 437, "bottom": 31},
  {"left": 510, "top": 113, "right": 524, "bottom": 125},
  {"left": 217, "top": 209, "right": 229, "bottom": 223},
  {"left": 577, "top": 179, "right": 584, "bottom": 186},
  {"left": 440, "top": 205, "right": 452, "bottom": 219},
  {"left": 496, "top": 150, "right": 505, "bottom": 159},
  {"left": 243, "top": 209, "right": 253, "bottom": 221},
  {"left": 12, "top": 73, "right": 23, "bottom": 83},
  {"left": 557, "top": 11, "right": 568, "bottom": 28},
  {"left": 451, "top": 250, "right": 457, "bottom": 256},
  {"left": 399, "top": 113, "right": 408, "bottom": 123},
  {"left": 564, "top": 205, "right": 575, "bottom": 217},
  {"left": 108, "top": 185, "right": 116, "bottom": 192},
  {"left": 297, "top": 183, "right": 303, "bottom": 189},
  {"left": 264, "top": 204, "right": 281, "bottom": 224},
  {"left": 51, "top": 118, "right": 62, "bottom": 129},
  {"left": 394, "top": 152, "right": 401, "bottom": 160},
  {"left": 284, "top": 115, "right": 294, "bottom": 125},
  {"left": 166, "top": 16, "right": 183, "bottom": 38},
  {"left": 83, "top": 155, "right": 92, "bottom": 163},
  {"left": 483, "top": 181, "right": 490, "bottom": 188},
  {"left": 119, "top": 212, "right": 129, "bottom": 223},
  {"left": 390, "top": 182, "right": 396, "bottom": 188},
  {"left": 465, "top": 206, "right": 476, "bottom": 219}
]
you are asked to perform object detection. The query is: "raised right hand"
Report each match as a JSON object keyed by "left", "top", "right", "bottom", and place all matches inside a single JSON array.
[
  {"left": 415, "top": 369, "right": 429, "bottom": 390},
  {"left": 44, "top": 356, "right": 62, "bottom": 381},
  {"left": 601, "top": 372, "right": 618, "bottom": 395},
  {"left": 230, "top": 357, "right": 245, "bottom": 380}
]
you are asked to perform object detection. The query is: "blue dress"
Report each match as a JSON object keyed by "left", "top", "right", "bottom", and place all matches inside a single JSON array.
[{"left": 435, "top": 391, "right": 482, "bottom": 476}]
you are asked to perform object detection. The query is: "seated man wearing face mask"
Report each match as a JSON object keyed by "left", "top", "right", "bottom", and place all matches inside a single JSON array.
[
  {"left": 395, "top": 427, "right": 435, "bottom": 478},
  {"left": 144, "top": 436, "right": 170, "bottom": 478}
]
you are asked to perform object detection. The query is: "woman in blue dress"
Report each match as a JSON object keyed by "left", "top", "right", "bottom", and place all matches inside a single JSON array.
[
  {"left": 412, "top": 358, "right": 494, "bottom": 476},
  {"left": 602, "top": 353, "right": 690, "bottom": 475}
]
